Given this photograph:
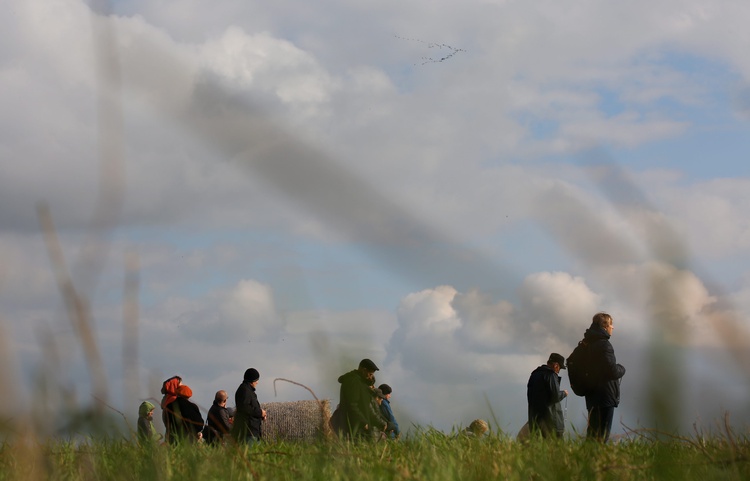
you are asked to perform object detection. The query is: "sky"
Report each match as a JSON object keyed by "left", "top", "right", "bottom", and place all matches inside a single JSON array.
[{"left": 2, "top": 0, "right": 750, "bottom": 439}]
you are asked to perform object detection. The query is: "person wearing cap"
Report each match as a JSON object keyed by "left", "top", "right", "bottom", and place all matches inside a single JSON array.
[
  {"left": 527, "top": 353, "right": 568, "bottom": 438},
  {"left": 232, "top": 368, "right": 266, "bottom": 443},
  {"left": 331, "top": 358, "right": 380, "bottom": 439},
  {"left": 377, "top": 384, "right": 400, "bottom": 439}
]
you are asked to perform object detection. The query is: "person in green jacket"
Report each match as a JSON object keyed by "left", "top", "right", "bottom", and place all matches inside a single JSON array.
[{"left": 137, "top": 401, "right": 161, "bottom": 443}]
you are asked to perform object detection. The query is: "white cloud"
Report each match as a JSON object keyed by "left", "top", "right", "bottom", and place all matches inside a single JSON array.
[
  {"left": 398, "top": 286, "right": 461, "bottom": 334},
  {"left": 519, "top": 271, "right": 601, "bottom": 346},
  {"left": 594, "top": 261, "right": 719, "bottom": 345},
  {"left": 197, "top": 27, "right": 339, "bottom": 112},
  {"left": 389, "top": 278, "right": 595, "bottom": 385},
  {"left": 220, "top": 279, "right": 280, "bottom": 337},
  {"left": 454, "top": 289, "right": 515, "bottom": 349},
  {"left": 663, "top": 178, "right": 750, "bottom": 258}
]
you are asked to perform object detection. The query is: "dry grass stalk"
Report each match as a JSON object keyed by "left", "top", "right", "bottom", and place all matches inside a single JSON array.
[
  {"left": 37, "top": 203, "right": 109, "bottom": 408},
  {"left": 122, "top": 250, "right": 140, "bottom": 417}
]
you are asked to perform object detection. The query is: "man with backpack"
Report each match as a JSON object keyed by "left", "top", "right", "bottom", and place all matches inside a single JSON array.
[
  {"left": 527, "top": 353, "right": 568, "bottom": 438},
  {"left": 571, "top": 312, "right": 626, "bottom": 442}
]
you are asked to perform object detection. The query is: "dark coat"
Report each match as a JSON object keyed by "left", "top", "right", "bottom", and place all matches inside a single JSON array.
[
  {"left": 205, "top": 402, "right": 233, "bottom": 444},
  {"left": 232, "top": 381, "right": 263, "bottom": 441},
  {"left": 164, "top": 397, "right": 204, "bottom": 443},
  {"left": 527, "top": 364, "right": 567, "bottom": 437},
  {"left": 583, "top": 324, "right": 626, "bottom": 408},
  {"left": 332, "top": 369, "right": 374, "bottom": 436},
  {"left": 160, "top": 376, "right": 182, "bottom": 436}
]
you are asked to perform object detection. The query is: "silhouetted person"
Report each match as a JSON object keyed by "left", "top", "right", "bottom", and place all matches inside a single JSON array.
[
  {"left": 205, "top": 390, "right": 234, "bottom": 445},
  {"left": 583, "top": 312, "right": 626, "bottom": 442},
  {"left": 160, "top": 375, "right": 181, "bottom": 442},
  {"left": 378, "top": 384, "right": 401, "bottom": 439},
  {"left": 232, "top": 368, "right": 266, "bottom": 443},
  {"left": 527, "top": 353, "right": 568, "bottom": 438},
  {"left": 330, "top": 358, "right": 379, "bottom": 439},
  {"left": 137, "top": 401, "right": 161, "bottom": 443},
  {"left": 165, "top": 384, "right": 204, "bottom": 443}
]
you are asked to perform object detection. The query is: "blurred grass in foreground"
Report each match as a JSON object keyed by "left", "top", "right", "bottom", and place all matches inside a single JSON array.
[{"left": 1, "top": 429, "right": 749, "bottom": 481}]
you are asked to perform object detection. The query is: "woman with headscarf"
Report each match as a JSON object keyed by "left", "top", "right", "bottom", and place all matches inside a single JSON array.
[
  {"left": 164, "top": 384, "right": 205, "bottom": 444},
  {"left": 160, "top": 375, "right": 182, "bottom": 442}
]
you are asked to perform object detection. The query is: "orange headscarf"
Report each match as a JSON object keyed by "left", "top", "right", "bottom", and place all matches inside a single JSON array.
[
  {"left": 176, "top": 384, "right": 193, "bottom": 399},
  {"left": 162, "top": 377, "right": 181, "bottom": 408}
]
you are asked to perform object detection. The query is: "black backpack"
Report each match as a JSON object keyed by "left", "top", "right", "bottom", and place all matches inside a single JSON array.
[{"left": 567, "top": 339, "right": 595, "bottom": 396}]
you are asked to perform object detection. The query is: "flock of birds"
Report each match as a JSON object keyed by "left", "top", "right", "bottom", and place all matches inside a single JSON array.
[{"left": 394, "top": 35, "right": 467, "bottom": 65}]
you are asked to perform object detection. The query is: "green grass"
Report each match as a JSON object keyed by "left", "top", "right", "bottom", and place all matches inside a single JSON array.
[{"left": 1, "top": 430, "right": 748, "bottom": 481}]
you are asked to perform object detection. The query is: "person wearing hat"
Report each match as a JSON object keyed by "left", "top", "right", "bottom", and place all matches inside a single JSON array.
[
  {"left": 330, "top": 358, "right": 380, "bottom": 439},
  {"left": 377, "top": 384, "right": 400, "bottom": 439},
  {"left": 232, "top": 368, "right": 266, "bottom": 443},
  {"left": 527, "top": 352, "right": 569, "bottom": 438}
]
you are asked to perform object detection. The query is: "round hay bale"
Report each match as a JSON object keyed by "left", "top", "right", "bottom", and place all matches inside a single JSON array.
[{"left": 261, "top": 399, "right": 332, "bottom": 443}]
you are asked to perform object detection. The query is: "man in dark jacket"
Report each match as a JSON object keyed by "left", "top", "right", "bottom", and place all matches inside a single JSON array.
[
  {"left": 232, "top": 368, "right": 266, "bottom": 443},
  {"left": 205, "top": 390, "right": 234, "bottom": 445},
  {"left": 331, "top": 358, "right": 379, "bottom": 439},
  {"left": 527, "top": 353, "right": 568, "bottom": 438},
  {"left": 583, "top": 312, "right": 626, "bottom": 442}
]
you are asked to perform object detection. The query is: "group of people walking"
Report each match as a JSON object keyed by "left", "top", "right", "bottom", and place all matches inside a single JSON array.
[
  {"left": 137, "top": 361, "right": 401, "bottom": 444},
  {"left": 526, "top": 312, "right": 626, "bottom": 442},
  {"left": 137, "top": 311, "right": 624, "bottom": 444},
  {"left": 137, "top": 367, "right": 266, "bottom": 445}
]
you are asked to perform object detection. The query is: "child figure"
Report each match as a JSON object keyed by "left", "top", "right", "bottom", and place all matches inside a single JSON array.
[
  {"left": 137, "top": 401, "right": 160, "bottom": 442},
  {"left": 378, "top": 384, "right": 401, "bottom": 439}
]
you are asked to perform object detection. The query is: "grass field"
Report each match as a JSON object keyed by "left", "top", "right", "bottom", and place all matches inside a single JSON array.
[{"left": 1, "top": 427, "right": 748, "bottom": 481}]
